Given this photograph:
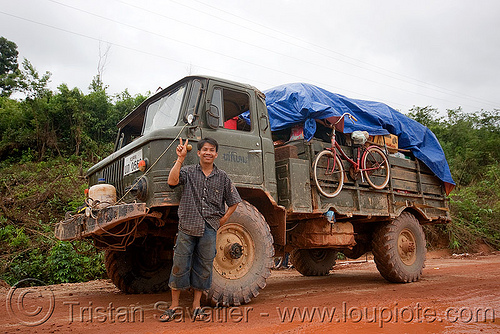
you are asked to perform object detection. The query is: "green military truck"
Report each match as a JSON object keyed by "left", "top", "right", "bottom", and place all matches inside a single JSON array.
[{"left": 55, "top": 75, "right": 450, "bottom": 306}]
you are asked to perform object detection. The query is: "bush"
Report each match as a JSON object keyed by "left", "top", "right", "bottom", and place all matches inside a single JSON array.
[
  {"left": 409, "top": 107, "right": 500, "bottom": 252},
  {"left": 0, "top": 159, "right": 106, "bottom": 285},
  {"left": 0, "top": 53, "right": 148, "bottom": 285},
  {"left": 446, "top": 165, "right": 500, "bottom": 251},
  {"left": 2, "top": 239, "right": 106, "bottom": 285},
  {"left": 47, "top": 241, "right": 105, "bottom": 284}
]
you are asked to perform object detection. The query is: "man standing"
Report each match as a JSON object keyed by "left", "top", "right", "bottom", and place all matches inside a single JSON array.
[{"left": 161, "top": 137, "right": 241, "bottom": 322}]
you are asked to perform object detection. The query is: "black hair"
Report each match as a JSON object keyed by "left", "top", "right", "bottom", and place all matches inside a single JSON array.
[{"left": 197, "top": 137, "right": 219, "bottom": 152}]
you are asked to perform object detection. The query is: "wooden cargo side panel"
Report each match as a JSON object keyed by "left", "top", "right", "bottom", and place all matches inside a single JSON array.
[
  {"left": 313, "top": 157, "right": 390, "bottom": 217},
  {"left": 276, "top": 158, "right": 312, "bottom": 213},
  {"left": 283, "top": 139, "right": 449, "bottom": 223},
  {"left": 390, "top": 156, "right": 419, "bottom": 193},
  {"left": 389, "top": 157, "right": 443, "bottom": 196},
  {"left": 419, "top": 162, "right": 445, "bottom": 196},
  {"left": 389, "top": 156, "right": 449, "bottom": 221},
  {"left": 313, "top": 155, "right": 448, "bottom": 220},
  {"left": 312, "top": 186, "right": 390, "bottom": 217}
]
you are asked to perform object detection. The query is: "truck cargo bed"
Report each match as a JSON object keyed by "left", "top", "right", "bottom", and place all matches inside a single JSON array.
[{"left": 275, "top": 139, "right": 450, "bottom": 224}]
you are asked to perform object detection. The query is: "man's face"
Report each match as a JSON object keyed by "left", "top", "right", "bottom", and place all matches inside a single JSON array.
[{"left": 197, "top": 143, "right": 218, "bottom": 164}]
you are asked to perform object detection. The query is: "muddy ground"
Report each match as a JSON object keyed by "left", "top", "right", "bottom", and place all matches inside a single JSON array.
[{"left": 2, "top": 250, "right": 500, "bottom": 334}]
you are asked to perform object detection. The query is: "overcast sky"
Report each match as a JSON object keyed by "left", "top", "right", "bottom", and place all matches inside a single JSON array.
[{"left": 1, "top": 0, "right": 499, "bottom": 115}]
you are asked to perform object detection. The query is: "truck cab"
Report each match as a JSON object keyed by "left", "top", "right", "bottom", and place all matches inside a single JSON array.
[{"left": 87, "top": 76, "right": 279, "bottom": 207}]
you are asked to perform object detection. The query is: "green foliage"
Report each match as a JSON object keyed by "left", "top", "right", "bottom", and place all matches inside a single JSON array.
[
  {"left": 46, "top": 241, "right": 105, "bottom": 284},
  {"left": 409, "top": 106, "right": 500, "bottom": 187},
  {"left": 17, "top": 59, "right": 52, "bottom": 99},
  {"left": 0, "top": 41, "right": 146, "bottom": 285},
  {"left": 0, "top": 225, "right": 30, "bottom": 249},
  {"left": 407, "top": 106, "right": 440, "bottom": 130},
  {"left": 0, "top": 71, "right": 146, "bottom": 162},
  {"left": 408, "top": 106, "right": 500, "bottom": 251},
  {"left": 0, "top": 37, "right": 18, "bottom": 75},
  {"left": 0, "top": 37, "right": 149, "bottom": 285},
  {"left": 0, "top": 159, "right": 107, "bottom": 284},
  {"left": 447, "top": 165, "right": 500, "bottom": 250},
  {"left": 1, "top": 239, "right": 106, "bottom": 285},
  {"left": 0, "top": 36, "right": 19, "bottom": 97}
]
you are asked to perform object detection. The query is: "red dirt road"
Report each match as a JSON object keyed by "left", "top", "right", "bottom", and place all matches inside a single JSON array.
[{"left": 2, "top": 251, "right": 500, "bottom": 334}]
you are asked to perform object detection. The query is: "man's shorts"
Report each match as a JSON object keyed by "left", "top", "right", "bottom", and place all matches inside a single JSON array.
[{"left": 168, "top": 223, "right": 217, "bottom": 291}]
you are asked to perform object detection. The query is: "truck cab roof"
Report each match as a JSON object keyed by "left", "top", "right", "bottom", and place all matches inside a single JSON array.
[{"left": 116, "top": 75, "right": 264, "bottom": 130}]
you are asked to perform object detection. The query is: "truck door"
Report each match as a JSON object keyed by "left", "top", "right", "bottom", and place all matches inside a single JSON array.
[{"left": 201, "top": 82, "right": 264, "bottom": 186}]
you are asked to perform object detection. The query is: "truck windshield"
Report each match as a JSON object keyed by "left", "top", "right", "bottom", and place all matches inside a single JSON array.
[{"left": 142, "top": 84, "right": 186, "bottom": 135}]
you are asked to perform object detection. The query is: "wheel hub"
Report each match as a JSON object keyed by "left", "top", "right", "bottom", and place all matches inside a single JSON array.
[
  {"left": 226, "top": 243, "right": 243, "bottom": 259},
  {"left": 214, "top": 223, "right": 255, "bottom": 279},
  {"left": 398, "top": 228, "right": 417, "bottom": 266},
  {"left": 310, "top": 249, "right": 328, "bottom": 262}
]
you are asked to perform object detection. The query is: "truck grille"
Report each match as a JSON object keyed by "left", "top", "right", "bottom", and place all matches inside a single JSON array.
[{"left": 102, "top": 159, "right": 125, "bottom": 198}]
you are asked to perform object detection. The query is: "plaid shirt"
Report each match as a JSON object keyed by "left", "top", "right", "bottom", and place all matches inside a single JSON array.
[{"left": 174, "top": 164, "right": 241, "bottom": 237}]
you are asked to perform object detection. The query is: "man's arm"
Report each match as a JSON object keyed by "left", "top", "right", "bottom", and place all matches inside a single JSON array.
[
  {"left": 220, "top": 176, "right": 242, "bottom": 226},
  {"left": 167, "top": 137, "right": 188, "bottom": 186},
  {"left": 219, "top": 203, "right": 238, "bottom": 227}
]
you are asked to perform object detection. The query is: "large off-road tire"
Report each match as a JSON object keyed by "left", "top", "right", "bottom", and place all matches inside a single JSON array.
[
  {"left": 372, "top": 212, "right": 426, "bottom": 283},
  {"left": 342, "top": 242, "right": 371, "bottom": 260},
  {"left": 290, "top": 249, "right": 337, "bottom": 276},
  {"left": 105, "top": 237, "right": 173, "bottom": 294},
  {"left": 207, "top": 200, "right": 274, "bottom": 306}
]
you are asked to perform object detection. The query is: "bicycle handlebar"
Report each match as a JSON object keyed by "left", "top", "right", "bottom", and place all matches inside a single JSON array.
[
  {"left": 340, "top": 112, "right": 358, "bottom": 123},
  {"left": 326, "top": 112, "right": 358, "bottom": 126}
]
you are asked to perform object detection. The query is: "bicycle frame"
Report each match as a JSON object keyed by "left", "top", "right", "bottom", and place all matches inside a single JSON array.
[
  {"left": 324, "top": 114, "right": 383, "bottom": 182},
  {"left": 314, "top": 112, "right": 390, "bottom": 197}
]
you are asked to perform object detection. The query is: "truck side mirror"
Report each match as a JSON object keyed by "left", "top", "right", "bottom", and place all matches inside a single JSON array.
[
  {"left": 184, "top": 79, "right": 203, "bottom": 125},
  {"left": 207, "top": 105, "right": 220, "bottom": 129}
]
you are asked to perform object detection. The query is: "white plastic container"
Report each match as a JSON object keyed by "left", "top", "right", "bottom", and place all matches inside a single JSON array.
[{"left": 88, "top": 181, "right": 116, "bottom": 209}]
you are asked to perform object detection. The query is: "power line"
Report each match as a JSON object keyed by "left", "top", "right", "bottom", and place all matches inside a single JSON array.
[
  {"left": 49, "top": 0, "right": 488, "bottom": 110},
  {"left": 0, "top": 10, "right": 268, "bottom": 90},
  {"left": 113, "top": 0, "right": 482, "bottom": 109},
  {"left": 1, "top": 8, "right": 393, "bottom": 106},
  {"left": 184, "top": 0, "right": 498, "bottom": 108},
  {"left": 39, "top": 1, "right": 409, "bottom": 106},
  {"left": 0, "top": 5, "right": 488, "bottom": 111}
]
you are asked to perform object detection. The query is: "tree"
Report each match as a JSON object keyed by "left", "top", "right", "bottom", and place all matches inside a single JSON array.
[
  {"left": 15, "top": 60, "right": 54, "bottom": 159},
  {"left": 17, "top": 59, "right": 51, "bottom": 99},
  {"left": 49, "top": 84, "right": 85, "bottom": 156},
  {"left": 408, "top": 106, "right": 500, "bottom": 187},
  {"left": 407, "top": 106, "right": 440, "bottom": 132},
  {"left": 0, "top": 37, "right": 20, "bottom": 97}
]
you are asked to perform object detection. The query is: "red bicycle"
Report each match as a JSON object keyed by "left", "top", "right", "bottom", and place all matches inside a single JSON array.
[{"left": 313, "top": 112, "right": 390, "bottom": 198}]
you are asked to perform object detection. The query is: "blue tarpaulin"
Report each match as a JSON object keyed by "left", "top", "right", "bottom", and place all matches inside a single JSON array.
[{"left": 264, "top": 83, "right": 455, "bottom": 194}]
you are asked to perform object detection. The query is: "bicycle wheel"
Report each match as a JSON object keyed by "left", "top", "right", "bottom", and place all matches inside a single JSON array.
[
  {"left": 362, "top": 146, "right": 390, "bottom": 189},
  {"left": 313, "top": 150, "right": 344, "bottom": 197}
]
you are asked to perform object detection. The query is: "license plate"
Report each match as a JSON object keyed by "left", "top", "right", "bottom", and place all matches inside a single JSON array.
[{"left": 123, "top": 150, "right": 143, "bottom": 176}]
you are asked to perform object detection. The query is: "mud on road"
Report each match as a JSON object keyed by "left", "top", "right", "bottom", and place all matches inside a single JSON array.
[{"left": 2, "top": 251, "right": 500, "bottom": 334}]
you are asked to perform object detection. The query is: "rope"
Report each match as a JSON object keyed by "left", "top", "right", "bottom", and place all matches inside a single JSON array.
[
  {"left": 115, "top": 123, "right": 189, "bottom": 204},
  {"left": 57, "top": 123, "right": 190, "bottom": 248}
]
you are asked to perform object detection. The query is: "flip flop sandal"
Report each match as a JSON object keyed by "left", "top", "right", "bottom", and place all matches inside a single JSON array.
[
  {"left": 159, "top": 308, "right": 178, "bottom": 322},
  {"left": 193, "top": 308, "right": 209, "bottom": 321}
]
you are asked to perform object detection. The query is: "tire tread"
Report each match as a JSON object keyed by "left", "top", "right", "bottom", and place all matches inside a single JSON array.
[{"left": 372, "top": 212, "right": 426, "bottom": 283}]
